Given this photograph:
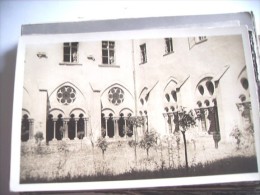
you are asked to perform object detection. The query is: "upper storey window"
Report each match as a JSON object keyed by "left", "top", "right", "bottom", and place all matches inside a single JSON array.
[
  {"left": 140, "top": 43, "right": 147, "bottom": 64},
  {"left": 63, "top": 42, "right": 78, "bottom": 63},
  {"left": 164, "top": 38, "right": 173, "bottom": 54},
  {"left": 195, "top": 36, "right": 207, "bottom": 44},
  {"left": 102, "top": 41, "right": 115, "bottom": 65},
  {"left": 188, "top": 36, "right": 207, "bottom": 50}
]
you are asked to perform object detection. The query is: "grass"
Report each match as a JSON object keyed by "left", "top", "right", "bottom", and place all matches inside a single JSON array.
[
  {"left": 21, "top": 156, "right": 258, "bottom": 183},
  {"left": 20, "top": 136, "right": 258, "bottom": 184}
]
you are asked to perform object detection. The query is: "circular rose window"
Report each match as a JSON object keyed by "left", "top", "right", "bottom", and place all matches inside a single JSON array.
[
  {"left": 108, "top": 87, "right": 124, "bottom": 105},
  {"left": 57, "top": 86, "right": 76, "bottom": 105}
]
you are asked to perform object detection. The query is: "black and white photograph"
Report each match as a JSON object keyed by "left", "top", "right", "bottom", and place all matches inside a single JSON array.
[{"left": 10, "top": 19, "right": 260, "bottom": 192}]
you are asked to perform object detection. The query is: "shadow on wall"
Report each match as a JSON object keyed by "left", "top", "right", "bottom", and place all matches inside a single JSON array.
[{"left": 0, "top": 45, "right": 18, "bottom": 195}]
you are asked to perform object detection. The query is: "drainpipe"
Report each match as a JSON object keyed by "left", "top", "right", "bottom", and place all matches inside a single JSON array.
[{"left": 132, "top": 40, "right": 138, "bottom": 116}]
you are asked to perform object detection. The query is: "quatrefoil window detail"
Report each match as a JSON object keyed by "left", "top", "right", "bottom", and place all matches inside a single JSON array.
[
  {"left": 57, "top": 86, "right": 76, "bottom": 105},
  {"left": 108, "top": 87, "right": 124, "bottom": 106}
]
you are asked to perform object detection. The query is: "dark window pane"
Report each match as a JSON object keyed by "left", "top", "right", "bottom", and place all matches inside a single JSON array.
[
  {"left": 102, "top": 41, "right": 108, "bottom": 48},
  {"left": 165, "top": 38, "right": 173, "bottom": 53},
  {"left": 72, "top": 42, "right": 78, "bottom": 47},
  {"left": 171, "top": 90, "right": 177, "bottom": 102},
  {"left": 102, "top": 49, "right": 108, "bottom": 57},
  {"left": 64, "top": 47, "right": 70, "bottom": 55},
  {"left": 72, "top": 47, "right": 77, "bottom": 53},
  {"left": 109, "top": 41, "right": 115, "bottom": 48},
  {"left": 206, "top": 81, "right": 214, "bottom": 95},
  {"left": 64, "top": 42, "right": 69, "bottom": 46},
  {"left": 110, "top": 50, "right": 114, "bottom": 57},
  {"left": 64, "top": 54, "right": 70, "bottom": 62},
  {"left": 241, "top": 78, "right": 249, "bottom": 90},
  {"left": 102, "top": 57, "right": 108, "bottom": 64},
  {"left": 165, "top": 94, "right": 170, "bottom": 102},
  {"left": 198, "top": 85, "right": 204, "bottom": 95},
  {"left": 140, "top": 44, "right": 147, "bottom": 63}
]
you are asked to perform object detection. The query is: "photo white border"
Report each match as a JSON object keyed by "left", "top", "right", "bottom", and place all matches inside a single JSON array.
[{"left": 10, "top": 24, "right": 260, "bottom": 192}]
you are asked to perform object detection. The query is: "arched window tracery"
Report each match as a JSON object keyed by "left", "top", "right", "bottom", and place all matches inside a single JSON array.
[{"left": 57, "top": 86, "right": 76, "bottom": 105}]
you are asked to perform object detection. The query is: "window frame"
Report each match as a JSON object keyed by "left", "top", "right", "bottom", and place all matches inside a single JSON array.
[
  {"left": 195, "top": 36, "right": 207, "bottom": 44},
  {"left": 60, "top": 42, "right": 82, "bottom": 65},
  {"left": 164, "top": 38, "right": 174, "bottom": 56},
  {"left": 101, "top": 41, "right": 116, "bottom": 65},
  {"left": 140, "top": 43, "right": 147, "bottom": 64}
]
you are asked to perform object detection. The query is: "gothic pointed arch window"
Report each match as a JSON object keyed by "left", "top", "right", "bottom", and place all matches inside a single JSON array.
[
  {"left": 236, "top": 72, "right": 252, "bottom": 129},
  {"left": 163, "top": 79, "right": 179, "bottom": 134},
  {"left": 194, "top": 77, "right": 220, "bottom": 148}
]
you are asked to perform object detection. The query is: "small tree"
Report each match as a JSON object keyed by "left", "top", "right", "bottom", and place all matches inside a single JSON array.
[
  {"left": 127, "top": 116, "right": 144, "bottom": 164},
  {"left": 230, "top": 125, "right": 242, "bottom": 150},
  {"left": 77, "top": 131, "right": 85, "bottom": 149},
  {"left": 57, "top": 140, "right": 69, "bottom": 177},
  {"left": 96, "top": 137, "right": 108, "bottom": 160},
  {"left": 34, "top": 131, "right": 44, "bottom": 155},
  {"left": 139, "top": 130, "right": 158, "bottom": 158},
  {"left": 34, "top": 131, "right": 44, "bottom": 145},
  {"left": 178, "top": 108, "right": 196, "bottom": 170}
]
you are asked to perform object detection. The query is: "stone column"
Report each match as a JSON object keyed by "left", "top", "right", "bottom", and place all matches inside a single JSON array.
[
  {"left": 63, "top": 119, "right": 69, "bottom": 140},
  {"left": 84, "top": 118, "right": 87, "bottom": 138},
  {"left": 163, "top": 113, "right": 168, "bottom": 134},
  {"left": 168, "top": 113, "right": 173, "bottom": 134},
  {"left": 74, "top": 120, "right": 78, "bottom": 140},
  {"left": 91, "top": 90, "right": 101, "bottom": 139},
  {"left": 38, "top": 89, "right": 48, "bottom": 141},
  {"left": 124, "top": 117, "right": 127, "bottom": 138},
  {"left": 53, "top": 119, "right": 57, "bottom": 141},
  {"left": 28, "top": 119, "right": 34, "bottom": 140},
  {"left": 145, "top": 113, "right": 149, "bottom": 132},
  {"left": 114, "top": 117, "right": 119, "bottom": 138},
  {"left": 105, "top": 117, "right": 108, "bottom": 138}
]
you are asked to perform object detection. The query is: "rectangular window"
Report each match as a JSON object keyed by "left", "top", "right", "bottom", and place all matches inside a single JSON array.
[
  {"left": 188, "top": 36, "right": 207, "bottom": 50},
  {"left": 63, "top": 42, "right": 78, "bottom": 63},
  {"left": 102, "top": 41, "right": 115, "bottom": 65},
  {"left": 140, "top": 43, "right": 147, "bottom": 64},
  {"left": 195, "top": 36, "right": 207, "bottom": 43},
  {"left": 164, "top": 38, "right": 173, "bottom": 54}
]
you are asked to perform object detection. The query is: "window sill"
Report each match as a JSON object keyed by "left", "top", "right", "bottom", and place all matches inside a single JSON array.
[
  {"left": 139, "top": 61, "right": 147, "bottom": 65},
  {"left": 59, "top": 62, "right": 82, "bottom": 66},
  {"left": 98, "top": 64, "right": 120, "bottom": 68},
  {"left": 195, "top": 39, "right": 207, "bottom": 45},
  {"left": 163, "top": 51, "right": 174, "bottom": 57}
]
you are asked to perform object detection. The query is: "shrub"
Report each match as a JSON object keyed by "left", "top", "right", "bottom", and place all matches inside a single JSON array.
[
  {"left": 34, "top": 131, "right": 44, "bottom": 155},
  {"left": 139, "top": 130, "right": 158, "bottom": 158},
  {"left": 56, "top": 140, "right": 69, "bottom": 177},
  {"left": 230, "top": 125, "right": 242, "bottom": 150},
  {"left": 34, "top": 131, "right": 44, "bottom": 145},
  {"left": 96, "top": 137, "right": 108, "bottom": 160}
]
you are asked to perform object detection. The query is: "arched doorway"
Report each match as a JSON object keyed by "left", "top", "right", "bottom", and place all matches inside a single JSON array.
[
  {"left": 46, "top": 114, "right": 54, "bottom": 143},
  {"left": 56, "top": 114, "right": 64, "bottom": 140},
  {"left": 107, "top": 113, "right": 114, "bottom": 138},
  {"left": 118, "top": 113, "right": 125, "bottom": 137},
  {"left": 194, "top": 78, "right": 221, "bottom": 148},
  {"left": 21, "top": 114, "right": 29, "bottom": 142}
]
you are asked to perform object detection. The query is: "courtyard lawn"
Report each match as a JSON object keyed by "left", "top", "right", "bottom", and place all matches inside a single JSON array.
[{"left": 20, "top": 137, "right": 258, "bottom": 184}]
